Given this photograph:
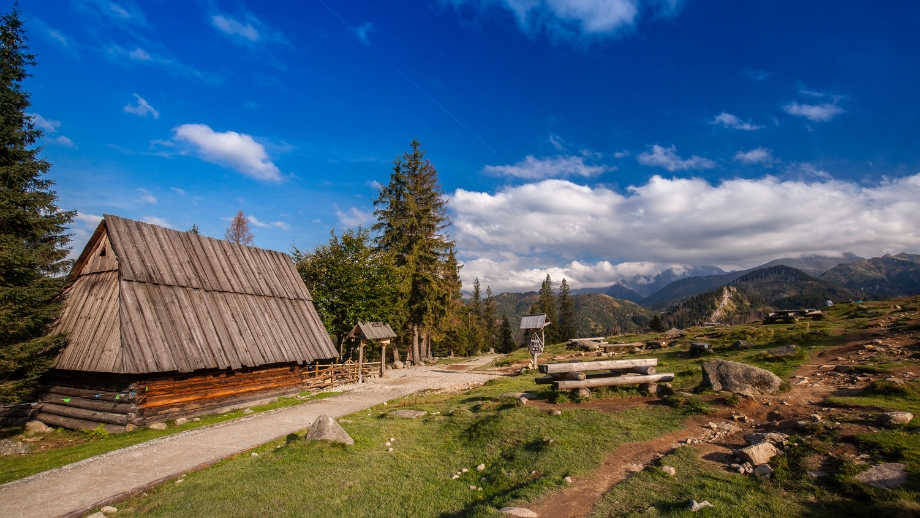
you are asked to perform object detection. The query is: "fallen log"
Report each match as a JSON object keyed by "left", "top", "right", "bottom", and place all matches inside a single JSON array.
[
  {"left": 33, "top": 412, "right": 131, "bottom": 434},
  {"left": 550, "top": 372, "right": 587, "bottom": 381},
  {"left": 553, "top": 373, "right": 674, "bottom": 390},
  {"left": 540, "top": 358, "right": 656, "bottom": 374},
  {"left": 39, "top": 393, "right": 137, "bottom": 414}
]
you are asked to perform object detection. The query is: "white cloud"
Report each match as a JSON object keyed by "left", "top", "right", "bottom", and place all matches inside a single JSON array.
[
  {"left": 53, "top": 136, "right": 76, "bottom": 147},
  {"left": 271, "top": 221, "right": 291, "bottom": 231},
  {"left": 105, "top": 46, "right": 218, "bottom": 83},
  {"left": 783, "top": 102, "right": 844, "bottom": 122},
  {"left": 637, "top": 145, "right": 716, "bottom": 172},
  {"left": 142, "top": 216, "right": 172, "bottom": 228},
  {"left": 483, "top": 155, "right": 613, "bottom": 180},
  {"left": 711, "top": 112, "right": 763, "bottom": 131},
  {"left": 137, "top": 188, "right": 157, "bottom": 204},
  {"left": 614, "top": 150, "right": 630, "bottom": 158},
  {"left": 335, "top": 206, "right": 373, "bottom": 227},
  {"left": 547, "top": 133, "right": 566, "bottom": 151},
  {"left": 124, "top": 94, "right": 159, "bottom": 119},
  {"left": 212, "top": 14, "right": 259, "bottom": 41},
  {"left": 353, "top": 23, "right": 375, "bottom": 45},
  {"left": 246, "top": 215, "right": 289, "bottom": 230},
  {"left": 366, "top": 180, "right": 383, "bottom": 190},
  {"left": 171, "top": 187, "right": 186, "bottom": 195},
  {"left": 450, "top": 174, "right": 920, "bottom": 291},
  {"left": 733, "top": 147, "right": 774, "bottom": 166},
  {"left": 173, "top": 124, "right": 282, "bottom": 182},
  {"left": 27, "top": 113, "right": 61, "bottom": 133},
  {"left": 444, "top": 0, "right": 683, "bottom": 42}
]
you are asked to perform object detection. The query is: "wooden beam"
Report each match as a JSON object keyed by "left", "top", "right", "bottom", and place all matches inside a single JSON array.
[
  {"left": 539, "top": 358, "right": 657, "bottom": 374},
  {"left": 553, "top": 373, "right": 674, "bottom": 390}
]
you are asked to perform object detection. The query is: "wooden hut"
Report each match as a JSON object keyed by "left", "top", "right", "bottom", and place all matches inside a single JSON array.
[{"left": 33, "top": 215, "right": 338, "bottom": 432}]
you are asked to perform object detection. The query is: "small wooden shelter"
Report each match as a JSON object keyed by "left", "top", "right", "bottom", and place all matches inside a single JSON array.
[
  {"left": 520, "top": 313, "right": 550, "bottom": 367},
  {"left": 346, "top": 322, "right": 397, "bottom": 381},
  {"left": 33, "top": 215, "right": 338, "bottom": 432}
]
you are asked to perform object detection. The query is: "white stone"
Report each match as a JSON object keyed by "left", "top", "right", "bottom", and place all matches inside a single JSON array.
[
  {"left": 687, "top": 500, "right": 713, "bottom": 512},
  {"left": 101, "top": 506, "right": 118, "bottom": 514},
  {"left": 174, "top": 418, "right": 188, "bottom": 426},
  {"left": 498, "top": 507, "right": 538, "bottom": 517},
  {"left": 148, "top": 423, "right": 167, "bottom": 430},
  {"left": 477, "top": 463, "right": 485, "bottom": 471},
  {"left": 250, "top": 452, "right": 258, "bottom": 457},
  {"left": 739, "top": 442, "right": 778, "bottom": 466},
  {"left": 24, "top": 421, "right": 53, "bottom": 435},
  {"left": 661, "top": 466, "right": 676, "bottom": 476}
]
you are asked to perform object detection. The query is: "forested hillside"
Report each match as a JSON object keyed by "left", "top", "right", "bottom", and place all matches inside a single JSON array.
[
  {"left": 494, "top": 292, "right": 654, "bottom": 342},
  {"left": 820, "top": 253, "right": 920, "bottom": 298},
  {"left": 662, "top": 265, "right": 857, "bottom": 329}
]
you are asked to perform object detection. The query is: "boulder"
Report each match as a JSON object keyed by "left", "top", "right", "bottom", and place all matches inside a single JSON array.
[
  {"left": 739, "top": 442, "right": 778, "bottom": 466},
  {"left": 744, "top": 432, "right": 788, "bottom": 446},
  {"left": 754, "top": 464, "right": 774, "bottom": 480},
  {"left": 304, "top": 414, "right": 354, "bottom": 445},
  {"left": 878, "top": 412, "right": 914, "bottom": 427},
  {"left": 24, "top": 420, "right": 53, "bottom": 435},
  {"left": 389, "top": 409, "right": 427, "bottom": 419},
  {"left": 148, "top": 422, "right": 167, "bottom": 430},
  {"left": 392, "top": 360, "right": 405, "bottom": 370},
  {"left": 768, "top": 345, "right": 797, "bottom": 357},
  {"left": 854, "top": 463, "right": 908, "bottom": 489},
  {"left": 701, "top": 360, "right": 783, "bottom": 395},
  {"left": 730, "top": 340, "right": 756, "bottom": 349},
  {"left": 689, "top": 342, "right": 712, "bottom": 356},
  {"left": 0, "top": 439, "right": 29, "bottom": 456}
]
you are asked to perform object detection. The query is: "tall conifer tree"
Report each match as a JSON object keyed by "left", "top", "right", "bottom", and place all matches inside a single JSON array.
[
  {"left": 529, "top": 274, "right": 559, "bottom": 344},
  {"left": 373, "top": 140, "right": 455, "bottom": 364},
  {"left": 0, "top": 9, "right": 75, "bottom": 402},
  {"left": 483, "top": 285, "right": 497, "bottom": 350},
  {"left": 557, "top": 278, "right": 576, "bottom": 341}
]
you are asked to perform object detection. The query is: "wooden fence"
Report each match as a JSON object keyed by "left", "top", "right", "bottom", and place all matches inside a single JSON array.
[{"left": 301, "top": 361, "right": 383, "bottom": 390}]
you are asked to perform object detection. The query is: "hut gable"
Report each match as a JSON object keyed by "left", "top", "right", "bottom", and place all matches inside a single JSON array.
[{"left": 53, "top": 215, "right": 337, "bottom": 375}]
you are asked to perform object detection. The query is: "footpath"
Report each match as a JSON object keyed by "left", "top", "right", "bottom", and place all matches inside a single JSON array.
[{"left": 0, "top": 356, "right": 502, "bottom": 518}]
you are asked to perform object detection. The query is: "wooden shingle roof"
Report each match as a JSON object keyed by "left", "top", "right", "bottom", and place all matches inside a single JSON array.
[
  {"left": 347, "top": 322, "right": 397, "bottom": 341},
  {"left": 53, "top": 215, "right": 338, "bottom": 374}
]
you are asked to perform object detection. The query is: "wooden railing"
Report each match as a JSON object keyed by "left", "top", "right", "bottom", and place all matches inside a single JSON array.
[{"left": 300, "top": 361, "right": 383, "bottom": 389}]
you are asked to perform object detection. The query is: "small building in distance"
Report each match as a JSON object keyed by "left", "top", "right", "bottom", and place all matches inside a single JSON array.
[{"left": 33, "top": 215, "right": 338, "bottom": 432}]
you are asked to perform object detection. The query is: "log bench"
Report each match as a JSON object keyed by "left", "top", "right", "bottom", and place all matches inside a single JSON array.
[{"left": 536, "top": 358, "right": 673, "bottom": 397}]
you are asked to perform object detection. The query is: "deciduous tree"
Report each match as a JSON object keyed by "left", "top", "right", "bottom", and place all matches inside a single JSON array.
[
  {"left": 224, "top": 210, "right": 253, "bottom": 245},
  {"left": 0, "top": 9, "right": 75, "bottom": 402}
]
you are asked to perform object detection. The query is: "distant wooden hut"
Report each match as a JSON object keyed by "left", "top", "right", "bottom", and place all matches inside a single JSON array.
[{"left": 33, "top": 215, "right": 338, "bottom": 432}]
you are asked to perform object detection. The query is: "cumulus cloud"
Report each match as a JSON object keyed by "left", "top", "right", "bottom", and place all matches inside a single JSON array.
[
  {"left": 137, "top": 188, "right": 157, "bottom": 204},
  {"left": 142, "top": 216, "right": 171, "bottom": 228},
  {"left": 173, "top": 124, "right": 282, "bottom": 182},
  {"left": 483, "top": 155, "right": 613, "bottom": 180},
  {"left": 444, "top": 0, "right": 683, "bottom": 42},
  {"left": 637, "top": 145, "right": 716, "bottom": 172},
  {"left": 783, "top": 102, "right": 844, "bottom": 122},
  {"left": 124, "top": 94, "right": 159, "bottom": 119},
  {"left": 247, "top": 215, "right": 291, "bottom": 231},
  {"left": 53, "top": 136, "right": 76, "bottom": 147},
  {"left": 450, "top": 174, "right": 920, "bottom": 291},
  {"left": 27, "top": 113, "right": 61, "bottom": 133},
  {"left": 733, "top": 147, "right": 774, "bottom": 166},
  {"left": 711, "top": 112, "right": 763, "bottom": 131},
  {"left": 335, "top": 206, "right": 374, "bottom": 227}
]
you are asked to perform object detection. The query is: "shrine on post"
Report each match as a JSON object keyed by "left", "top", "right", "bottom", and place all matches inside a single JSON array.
[
  {"left": 520, "top": 313, "right": 550, "bottom": 369},
  {"left": 346, "top": 322, "right": 398, "bottom": 382}
]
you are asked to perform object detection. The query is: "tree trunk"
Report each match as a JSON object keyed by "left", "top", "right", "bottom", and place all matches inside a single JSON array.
[
  {"left": 422, "top": 332, "right": 431, "bottom": 360},
  {"left": 393, "top": 347, "right": 400, "bottom": 363},
  {"left": 412, "top": 325, "right": 421, "bottom": 366}
]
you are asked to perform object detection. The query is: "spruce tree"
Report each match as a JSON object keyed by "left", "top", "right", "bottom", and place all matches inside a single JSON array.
[
  {"left": 557, "top": 278, "right": 576, "bottom": 341},
  {"left": 482, "top": 286, "right": 497, "bottom": 350},
  {"left": 529, "top": 274, "right": 559, "bottom": 344},
  {"left": 498, "top": 311, "right": 516, "bottom": 353},
  {"left": 0, "top": 9, "right": 75, "bottom": 402},
  {"left": 467, "top": 277, "right": 484, "bottom": 353},
  {"left": 373, "top": 140, "right": 455, "bottom": 364}
]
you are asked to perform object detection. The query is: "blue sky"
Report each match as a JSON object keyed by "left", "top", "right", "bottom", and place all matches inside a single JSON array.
[{"left": 12, "top": 0, "right": 920, "bottom": 292}]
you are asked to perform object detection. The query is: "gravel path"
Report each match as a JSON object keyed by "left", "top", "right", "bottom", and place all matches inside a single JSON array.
[{"left": 0, "top": 356, "right": 503, "bottom": 518}]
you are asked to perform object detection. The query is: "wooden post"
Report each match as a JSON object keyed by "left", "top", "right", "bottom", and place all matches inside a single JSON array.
[{"left": 358, "top": 340, "right": 365, "bottom": 383}]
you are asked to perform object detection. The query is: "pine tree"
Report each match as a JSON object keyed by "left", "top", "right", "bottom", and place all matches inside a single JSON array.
[
  {"left": 373, "top": 140, "right": 455, "bottom": 364},
  {"left": 467, "top": 277, "right": 484, "bottom": 353},
  {"left": 0, "top": 9, "right": 75, "bottom": 402},
  {"left": 557, "top": 278, "right": 576, "bottom": 341},
  {"left": 498, "top": 311, "right": 516, "bottom": 353},
  {"left": 529, "top": 274, "right": 559, "bottom": 344},
  {"left": 648, "top": 314, "right": 666, "bottom": 333},
  {"left": 482, "top": 286, "right": 497, "bottom": 350},
  {"left": 224, "top": 210, "right": 253, "bottom": 245}
]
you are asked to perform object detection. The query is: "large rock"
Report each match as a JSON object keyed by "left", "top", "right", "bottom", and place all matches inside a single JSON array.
[
  {"left": 304, "top": 414, "right": 354, "bottom": 446},
  {"left": 0, "top": 439, "right": 29, "bottom": 456},
  {"left": 768, "top": 344, "right": 797, "bottom": 357},
  {"left": 739, "top": 442, "right": 779, "bottom": 466},
  {"left": 701, "top": 360, "right": 782, "bottom": 395},
  {"left": 24, "top": 420, "right": 53, "bottom": 435},
  {"left": 878, "top": 412, "right": 914, "bottom": 427},
  {"left": 854, "top": 463, "right": 908, "bottom": 489}
]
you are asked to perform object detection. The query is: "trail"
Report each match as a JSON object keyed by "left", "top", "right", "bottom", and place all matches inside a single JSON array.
[{"left": 0, "top": 356, "right": 502, "bottom": 518}]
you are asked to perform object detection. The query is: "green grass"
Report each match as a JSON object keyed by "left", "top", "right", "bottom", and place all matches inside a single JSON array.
[
  {"left": 829, "top": 380, "right": 920, "bottom": 420},
  {"left": 114, "top": 375, "right": 695, "bottom": 518},
  {"left": 0, "top": 391, "right": 337, "bottom": 485}
]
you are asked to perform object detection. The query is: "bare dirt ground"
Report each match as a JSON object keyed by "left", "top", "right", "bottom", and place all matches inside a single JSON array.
[
  {"left": 0, "top": 355, "right": 503, "bottom": 518},
  {"left": 528, "top": 326, "right": 920, "bottom": 518}
]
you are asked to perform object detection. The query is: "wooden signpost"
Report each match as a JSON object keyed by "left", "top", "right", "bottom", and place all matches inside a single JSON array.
[
  {"left": 346, "top": 322, "right": 397, "bottom": 383},
  {"left": 520, "top": 314, "right": 550, "bottom": 369}
]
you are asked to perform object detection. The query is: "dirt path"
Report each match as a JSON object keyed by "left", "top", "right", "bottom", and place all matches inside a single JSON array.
[
  {"left": 526, "top": 327, "right": 918, "bottom": 517},
  {"left": 0, "top": 355, "right": 503, "bottom": 518}
]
